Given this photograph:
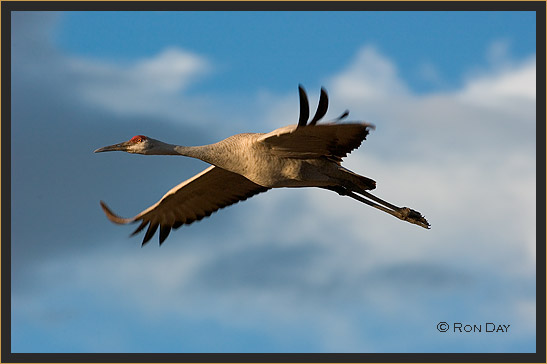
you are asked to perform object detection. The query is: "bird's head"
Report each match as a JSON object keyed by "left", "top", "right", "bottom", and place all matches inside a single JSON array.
[{"left": 94, "top": 135, "right": 160, "bottom": 155}]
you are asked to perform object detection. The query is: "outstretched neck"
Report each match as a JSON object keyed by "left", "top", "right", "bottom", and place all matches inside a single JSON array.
[
  {"left": 149, "top": 141, "right": 211, "bottom": 161},
  {"left": 172, "top": 145, "right": 209, "bottom": 160},
  {"left": 147, "top": 138, "right": 236, "bottom": 171}
]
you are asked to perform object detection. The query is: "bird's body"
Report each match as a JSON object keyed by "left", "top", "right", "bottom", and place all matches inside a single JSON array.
[
  {"left": 172, "top": 129, "right": 373, "bottom": 189},
  {"left": 95, "top": 86, "right": 429, "bottom": 245}
]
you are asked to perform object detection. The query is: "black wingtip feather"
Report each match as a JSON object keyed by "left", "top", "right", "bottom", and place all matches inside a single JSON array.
[
  {"left": 142, "top": 223, "right": 158, "bottom": 246},
  {"left": 298, "top": 85, "right": 309, "bottom": 127},
  {"left": 309, "top": 87, "right": 329, "bottom": 126},
  {"left": 159, "top": 225, "right": 171, "bottom": 245},
  {"left": 335, "top": 109, "right": 350, "bottom": 121},
  {"left": 131, "top": 220, "right": 148, "bottom": 236}
]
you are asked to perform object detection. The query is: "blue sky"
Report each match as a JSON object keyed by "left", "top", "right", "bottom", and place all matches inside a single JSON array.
[
  {"left": 10, "top": 10, "right": 536, "bottom": 354},
  {"left": 53, "top": 11, "right": 536, "bottom": 94}
]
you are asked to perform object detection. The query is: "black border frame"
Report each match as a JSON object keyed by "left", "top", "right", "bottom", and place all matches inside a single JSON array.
[{"left": 1, "top": 1, "right": 545, "bottom": 363}]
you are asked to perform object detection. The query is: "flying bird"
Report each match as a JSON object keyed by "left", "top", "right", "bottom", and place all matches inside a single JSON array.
[{"left": 95, "top": 85, "right": 430, "bottom": 245}]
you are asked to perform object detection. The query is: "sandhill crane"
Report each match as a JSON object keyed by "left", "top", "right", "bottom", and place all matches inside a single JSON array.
[{"left": 95, "top": 85, "right": 430, "bottom": 245}]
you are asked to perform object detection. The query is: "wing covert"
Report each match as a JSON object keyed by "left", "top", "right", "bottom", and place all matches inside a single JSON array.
[{"left": 258, "top": 123, "right": 375, "bottom": 162}]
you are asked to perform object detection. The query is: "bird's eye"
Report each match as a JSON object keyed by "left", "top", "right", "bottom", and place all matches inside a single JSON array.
[{"left": 130, "top": 135, "right": 146, "bottom": 143}]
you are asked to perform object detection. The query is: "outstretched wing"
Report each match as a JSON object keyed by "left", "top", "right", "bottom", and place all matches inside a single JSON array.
[
  {"left": 258, "top": 123, "right": 374, "bottom": 163},
  {"left": 261, "top": 85, "right": 374, "bottom": 162},
  {"left": 100, "top": 166, "right": 269, "bottom": 246}
]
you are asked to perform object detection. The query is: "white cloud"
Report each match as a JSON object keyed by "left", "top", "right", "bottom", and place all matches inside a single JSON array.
[
  {"left": 417, "top": 61, "right": 445, "bottom": 87},
  {"left": 67, "top": 47, "right": 212, "bottom": 122},
  {"left": 458, "top": 57, "right": 536, "bottom": 109},
  {"left": 131, "top": 48, "right": 209, "bottom": 91},
  {"left": 486, "top": 39, "right": 512, "bottom": 66},
  {"left": 322, "top": 44, "right": 536, "bottom": 276},
  {"left": 330, "top": 46, "right": 409, "bottom": 102}
]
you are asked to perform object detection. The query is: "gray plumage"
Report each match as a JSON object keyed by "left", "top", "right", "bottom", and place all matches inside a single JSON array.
[{"left": 95, "top": 85, "right": 430, "bottom": 246}]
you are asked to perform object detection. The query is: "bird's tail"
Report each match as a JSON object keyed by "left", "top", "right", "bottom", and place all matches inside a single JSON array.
[{"left": 337, "top": 167, "right": 377, "bottom": 191}]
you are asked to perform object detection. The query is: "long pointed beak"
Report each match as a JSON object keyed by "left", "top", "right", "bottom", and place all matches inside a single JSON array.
[{"left": 94, "top": 141, "right": 131, "bottom": 153}]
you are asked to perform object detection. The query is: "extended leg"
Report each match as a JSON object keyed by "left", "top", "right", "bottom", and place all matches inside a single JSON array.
[{"left": 325, "top": 186, "right": 430, "bottom": 229}]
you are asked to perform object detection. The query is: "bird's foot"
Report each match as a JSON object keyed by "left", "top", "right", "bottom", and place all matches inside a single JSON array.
[{"left": 399, "top": 207, "right": 431, "bottom": 229}]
